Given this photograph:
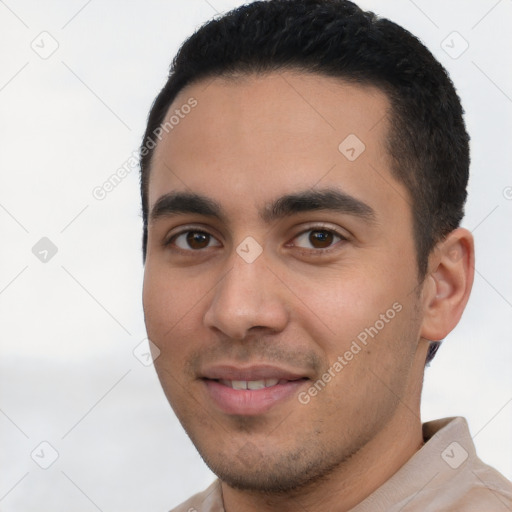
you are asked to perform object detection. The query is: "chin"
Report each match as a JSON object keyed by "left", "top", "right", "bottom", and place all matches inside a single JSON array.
[{"left": 198, "top": 441, "right": 347, "bottom": 495}]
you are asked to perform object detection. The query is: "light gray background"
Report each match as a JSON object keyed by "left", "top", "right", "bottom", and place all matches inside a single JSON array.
[{"left": 0, "top": 0, "right": 511, "bottom": 510}]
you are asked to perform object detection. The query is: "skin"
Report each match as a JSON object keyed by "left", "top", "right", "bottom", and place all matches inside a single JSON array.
[{"left": 142, "top": 71, "right": 474, "bottom": 512}]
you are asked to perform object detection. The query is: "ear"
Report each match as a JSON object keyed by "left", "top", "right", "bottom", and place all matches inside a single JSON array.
[{"left": 420, "top": 228, "right": 475, "bottom": 341}]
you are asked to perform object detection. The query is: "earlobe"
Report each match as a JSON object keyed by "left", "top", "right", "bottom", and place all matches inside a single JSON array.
[{"left": 420, "top": 228, "right": 475, "bottom": 342}]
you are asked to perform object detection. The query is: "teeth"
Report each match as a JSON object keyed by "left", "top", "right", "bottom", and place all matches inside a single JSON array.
[
  {"left": 220, "top": 379, "right": 281, "bottom": 390},
  {"left": 247, "top": 380, "right": 266, "bottom": 390}
]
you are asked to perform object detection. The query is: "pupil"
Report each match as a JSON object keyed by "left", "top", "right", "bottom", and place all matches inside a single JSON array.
[
  {"left": 187, "top": 232, "right": 209, "bottom": 249},
  {"left": 310, "top": 230, "right": 332, "bottom": 248}
]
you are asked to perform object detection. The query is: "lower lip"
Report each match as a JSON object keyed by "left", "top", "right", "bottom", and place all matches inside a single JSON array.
[{"left": 203, "top": 379, "right": 308, "bottom": 416}]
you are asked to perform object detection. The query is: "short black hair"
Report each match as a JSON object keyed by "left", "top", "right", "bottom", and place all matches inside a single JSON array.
[
  {"left": 139, "top": 0, "right": 470, "bottom": 361},
  {"left": 140, "top": 0, "right": 469, "bottom": 272}
]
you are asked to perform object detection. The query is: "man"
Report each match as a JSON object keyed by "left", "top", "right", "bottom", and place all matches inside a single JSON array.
[{"left": 140, "top": 0, "right": 512, "bottom": 510}]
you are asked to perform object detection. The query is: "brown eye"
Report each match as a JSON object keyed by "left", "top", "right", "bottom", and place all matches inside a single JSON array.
[
  {"left": 292, "top": 228, "right": 344, "bottom": 251},
  {"left": 171, "top": 230, "right": 221, "bottom": 251},
  {"left": 309, "top": 230, "right": 334, "bottom": 248},
  {"left": 186, "top": 232, "right": 210, "bottom": 249}
]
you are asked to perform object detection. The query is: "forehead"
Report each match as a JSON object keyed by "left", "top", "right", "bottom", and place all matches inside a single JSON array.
[{"left": 148, "top": 71, "right": 408, "bottom": 224}]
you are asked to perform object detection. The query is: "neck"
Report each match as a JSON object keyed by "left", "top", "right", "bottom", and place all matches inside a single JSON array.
[{"left": 221, "top": 400, "right": 424, "bottom": 512}]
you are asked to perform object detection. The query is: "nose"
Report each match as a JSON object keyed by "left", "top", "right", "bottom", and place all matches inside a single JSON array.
[{"left": 203, "top": 252, "right": 289, "bottom": 340}]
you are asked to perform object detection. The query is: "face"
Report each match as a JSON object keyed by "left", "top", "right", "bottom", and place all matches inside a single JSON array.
[{"left": 143, "top": 72, "right": 428, "bottom": 492}]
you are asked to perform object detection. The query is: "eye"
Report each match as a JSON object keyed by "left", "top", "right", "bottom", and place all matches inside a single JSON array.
[
  {"left": 291, "top": 228, "right": 345, "bottom": 250},
  {"left": 169, "top": 230, "right": 221, "bottom": 251}
]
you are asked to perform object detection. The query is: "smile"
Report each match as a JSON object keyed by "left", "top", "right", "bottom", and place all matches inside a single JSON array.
[
  {"left": 218, "top": 378, "right": 281, "bottom": 390},
  {"left": 202, "top": 373, "right": 309, "bottom": 416}
]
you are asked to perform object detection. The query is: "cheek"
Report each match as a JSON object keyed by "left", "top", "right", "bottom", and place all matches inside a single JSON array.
[
  {"left": 291, "top": 264, "right": 420, "bottom": 387},
  {"left": 143, "top": 266, "right": 200, "bottom": 405},
  {"left": 142, "top": 262, "right": 220, "bottom": 382},
  {"left": 142, "top": 268, "right": 170, "bottom": 337},
  {"left": 293, "top": 270, "right": 397, "bottom": 348},
  {"left": 143, "top": 263, "right": 197, "bottom": 343},
  {"left": 307, "top": 302, "right": 420, "bottom": 425}
]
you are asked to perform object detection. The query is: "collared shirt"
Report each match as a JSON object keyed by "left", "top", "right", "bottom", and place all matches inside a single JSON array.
[{"left": 170, "top": 417, "right": 512, "bottom": 511}]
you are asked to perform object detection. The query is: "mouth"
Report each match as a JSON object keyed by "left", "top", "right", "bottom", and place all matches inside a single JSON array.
[
  {"left": 217, "top": 378, "right": 291, "bottom": 390},
  {"left": 200, "top": 365, "right": 310, "bottom": 415}
]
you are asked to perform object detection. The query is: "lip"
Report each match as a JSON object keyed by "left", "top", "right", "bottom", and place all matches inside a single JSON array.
[
  {"left": 200, "top": 364, "right": 308, "bottom": 382},
  {"left": 200, "top": 364, "right": 310, "bottom": 416}
]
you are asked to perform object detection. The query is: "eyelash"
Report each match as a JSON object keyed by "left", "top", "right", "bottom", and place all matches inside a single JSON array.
[
  {"left": 164, "top": 225, "right": 347, "bottom": 254},
  {"left": 288, "top": 227, "right": 347, "bottom": 255}
]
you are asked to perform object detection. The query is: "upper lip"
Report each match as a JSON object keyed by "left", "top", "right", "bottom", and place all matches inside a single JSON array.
[{"left": 200, "top": 364, "right": 309, "bottom": 382}]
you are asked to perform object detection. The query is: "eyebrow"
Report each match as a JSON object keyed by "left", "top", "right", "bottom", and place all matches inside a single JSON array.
[
  {"left": 149, "top": 189, "right": 376, "bottom": 225},
  {"left": 261, "top": 189, "right": 376, "bottom": 224},
  {"left": 150, "top": 192, "right": 224, "bottom": 223}
]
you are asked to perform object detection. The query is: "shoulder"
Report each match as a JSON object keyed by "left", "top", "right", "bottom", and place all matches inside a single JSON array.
[
  {"left": 444, "top": 457, "right": 512, "bottom": 511},
  {"left": 353, "top": 418, "right": 512, "bottom": 512},
  {"left": 169, "top": 480, "right": 224, "bottom": 512},
  {"left": 425, "top": 417, "right": 512, "bottom": 510},
  {"left": 401, "top": 418, "right": 512, "bottom": 511},
  {"left": 408, "top": 458, "right": 512, "bottom": 512}
]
